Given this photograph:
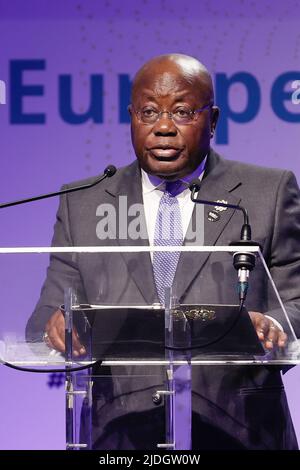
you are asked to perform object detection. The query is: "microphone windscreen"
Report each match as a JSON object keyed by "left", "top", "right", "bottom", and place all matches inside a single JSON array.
[
  {"left": 104, "top": 165, "right": 117, "bottom": 177},
  {"left": 189, "top": 178, "right": 201, "bottom": 192}
]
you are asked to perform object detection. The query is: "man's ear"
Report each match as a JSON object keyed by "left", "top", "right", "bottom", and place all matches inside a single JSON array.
[
  {"left": 128, "top": 104, "right": 133, "bottom": 117},
  {"left": 210, "top": 106, "right": 220, "bottom": 137}
]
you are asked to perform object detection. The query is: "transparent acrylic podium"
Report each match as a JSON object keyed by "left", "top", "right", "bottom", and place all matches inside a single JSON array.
[{"left": 0, "top": 245, "right": 299, "bottom": 450}]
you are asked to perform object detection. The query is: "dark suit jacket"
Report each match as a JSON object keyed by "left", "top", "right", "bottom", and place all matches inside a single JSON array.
[{"left": 26, "top": 149, "right": 300, "bottom": 449}]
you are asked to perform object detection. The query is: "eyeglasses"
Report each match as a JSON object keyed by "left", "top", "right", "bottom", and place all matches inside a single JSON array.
[{"left": 132, "top": 103, "right": 213, "bottom": 125}]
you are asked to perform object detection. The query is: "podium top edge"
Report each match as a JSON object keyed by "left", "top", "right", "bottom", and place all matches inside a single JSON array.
[{"left": 0, "top": 246, "right": 261, "bottom": 254}]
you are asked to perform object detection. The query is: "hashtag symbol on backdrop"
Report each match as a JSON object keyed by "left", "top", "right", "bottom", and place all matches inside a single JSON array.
[{"left": 47, "top": 373, "right": 65, "bottom": 388}]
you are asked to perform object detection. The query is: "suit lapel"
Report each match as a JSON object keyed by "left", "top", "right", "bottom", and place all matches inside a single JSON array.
[
  {"left": 105, "top": 162, "right": 158, "bottom": 304},
  {"left": 174, "top": 150, "right": 242, "bottom": 302},
  {"left": 104, "top": 151, "right": 243, "bottom": 305}
]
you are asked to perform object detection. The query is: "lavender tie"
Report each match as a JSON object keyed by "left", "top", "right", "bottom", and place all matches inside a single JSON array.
[
  {"left": 153, "top": 181, "right": 192, "bottom": 449},
  {"left": 153, "top": 181, "right": 184, "bottom": 305}
]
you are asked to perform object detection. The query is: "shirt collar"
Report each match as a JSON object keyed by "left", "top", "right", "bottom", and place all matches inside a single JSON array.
[{"left": 141, "top": 155, "right": 207, "bottom": 195}]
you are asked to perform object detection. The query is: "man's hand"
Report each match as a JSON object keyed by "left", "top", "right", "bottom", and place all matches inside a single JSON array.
[
  {"left": 249, "top": 311, "right": 287, "bottom": 349},
  {"left": 44, "top": 309, "right": 86, "bottom": 357}
]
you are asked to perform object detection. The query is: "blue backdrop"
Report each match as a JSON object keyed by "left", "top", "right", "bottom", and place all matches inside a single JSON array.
[{"left": 0, "top": 0, "right": 299, "bottom": 449}]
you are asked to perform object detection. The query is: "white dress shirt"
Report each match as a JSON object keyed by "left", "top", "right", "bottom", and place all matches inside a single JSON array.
[{"left": 141, "top": 160, "right": 206, "bottom": 248}]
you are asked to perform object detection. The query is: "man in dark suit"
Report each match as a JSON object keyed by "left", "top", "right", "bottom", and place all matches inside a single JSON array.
[{"left": 26, "top": 54, "right": 300, "bottom": 449}]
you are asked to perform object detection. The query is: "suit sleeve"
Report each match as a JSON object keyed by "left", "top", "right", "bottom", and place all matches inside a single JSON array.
[
  {"left": 267, "top": 171, "right": 300, "bottom": 337},
  {"left": 25, "top": 189, "right": 83, "bottom": 342}
]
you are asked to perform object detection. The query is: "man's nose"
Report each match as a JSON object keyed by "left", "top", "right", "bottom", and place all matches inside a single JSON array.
[{"left": 152, "top": 113, "right": 178, "bottom": 136}]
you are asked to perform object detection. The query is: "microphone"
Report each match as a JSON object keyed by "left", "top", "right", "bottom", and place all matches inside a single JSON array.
[
  {"left": 0, "top": 164, "right": 117, "bottom": 210},
  {"left": 189, "top": 178, "right": 259, "bottom": 305}
]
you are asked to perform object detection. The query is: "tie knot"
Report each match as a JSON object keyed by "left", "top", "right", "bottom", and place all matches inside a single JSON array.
[{"left": 164, "top": 180, "right": 186, "bottom": 197}]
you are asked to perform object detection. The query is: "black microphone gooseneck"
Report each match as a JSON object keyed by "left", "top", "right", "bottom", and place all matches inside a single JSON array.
[
  {"left": 0, "top": 164, "right": 117, "bottom": 210},
  {"left": 189, "top": 179, "right": 259, "bottom": 305}
]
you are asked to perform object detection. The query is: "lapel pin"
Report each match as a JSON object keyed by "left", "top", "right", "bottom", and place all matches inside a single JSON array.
[
  {"left": 214, "top": 200, "right": 228, "bottom": 212},
  {"left": 208, "top": 210, "right": 220, "bottom": 222}
]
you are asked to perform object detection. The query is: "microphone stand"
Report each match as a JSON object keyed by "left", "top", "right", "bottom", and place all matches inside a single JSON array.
[
  {"left": 189, "top": 179, "right": 260, "bottom": 306},
  {"left": 0, "top": 165, "right": 117, "bottom": 210}
]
